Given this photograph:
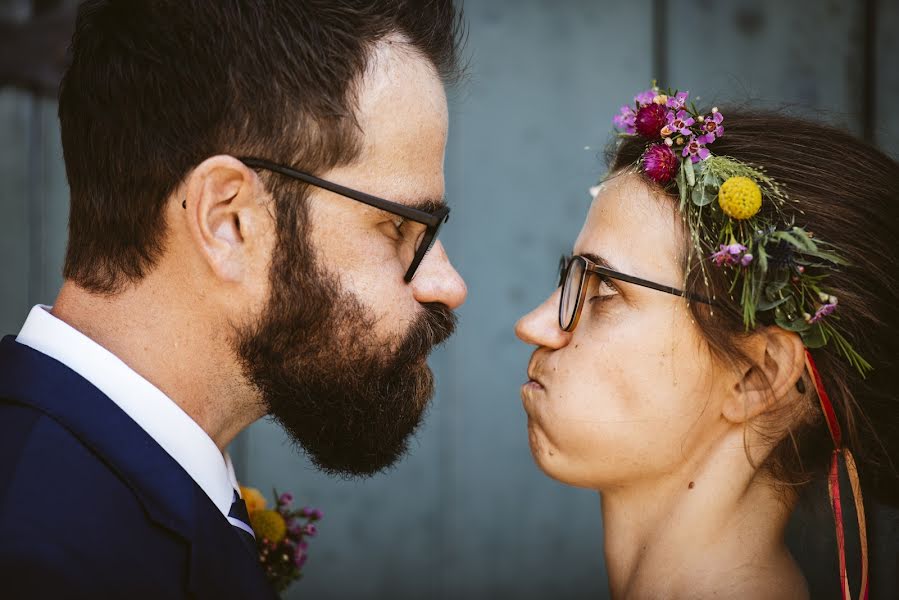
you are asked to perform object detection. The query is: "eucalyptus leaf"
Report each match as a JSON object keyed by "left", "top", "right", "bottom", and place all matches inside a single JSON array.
[
  {"left": 684, "top": 157, "right": 696, "bottom": 187},
  {"left": 758, "top": 296, "right": 791, "bottom": 311},
  {"left": 775, "top": 314, "right": 811, "bottom": 333},
  {"left": 757, "top": 245, "right": 768, "bottom": 274},
  {"left": 676, "top": 164, "right": 687, "bottom": 207},
  {"left": 801, "top": 325, "right": 827, "bottom": 348},
  {"left": 693, "top": 185, "right": 716, "bottom": 206}
]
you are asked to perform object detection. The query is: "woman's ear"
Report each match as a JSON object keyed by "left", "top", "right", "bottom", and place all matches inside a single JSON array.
[{"left": 722, "top": 326, "right": 807, "bottom": 424}]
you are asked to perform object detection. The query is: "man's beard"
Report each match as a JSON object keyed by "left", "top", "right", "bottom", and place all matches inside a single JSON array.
[{"left": 234, "top": 224, "right": 456, "bottom": 478}]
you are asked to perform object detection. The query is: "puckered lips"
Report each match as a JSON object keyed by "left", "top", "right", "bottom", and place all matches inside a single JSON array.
[{"left": 523, "top": 352, "right": 546, "bottom": 393}]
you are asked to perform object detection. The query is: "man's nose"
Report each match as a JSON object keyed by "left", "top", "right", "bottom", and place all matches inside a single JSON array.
[
  {"left": 514, "top": 288, "right": 571, "bottom": 350},
  {"left": 410, "top": 240, "right": 467, "bottom": 310}
]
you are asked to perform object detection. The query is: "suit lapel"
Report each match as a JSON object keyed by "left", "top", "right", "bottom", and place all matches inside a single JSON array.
[{"left": 0, "top": 336, "right": 277, "bottom": 599}]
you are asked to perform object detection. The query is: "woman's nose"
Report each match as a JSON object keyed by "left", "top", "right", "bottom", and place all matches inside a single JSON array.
[{"left": 514, "top": 288, "right": 571, "bottom": 350}]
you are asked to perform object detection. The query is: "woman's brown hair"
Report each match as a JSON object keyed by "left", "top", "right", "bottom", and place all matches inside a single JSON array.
[{"left": 610, "top": 110, "right": 899, "bottom": 505}]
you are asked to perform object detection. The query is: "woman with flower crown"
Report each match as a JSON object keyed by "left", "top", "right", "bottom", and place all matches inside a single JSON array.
[{"left": 515, "top": 85, "right": 899, "bottom": 599}]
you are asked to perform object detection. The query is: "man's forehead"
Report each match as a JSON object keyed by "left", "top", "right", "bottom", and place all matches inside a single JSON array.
[
  {"left": 356, "top": 35, "right": 449, "bottom": 138},
  {"left": 346, "top": 35, "right": 448, "bottom": 211}
]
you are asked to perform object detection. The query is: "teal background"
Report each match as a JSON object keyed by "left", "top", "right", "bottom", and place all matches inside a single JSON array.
[{"left": 2, "top": 1, "right": 897, "bottom": 598}]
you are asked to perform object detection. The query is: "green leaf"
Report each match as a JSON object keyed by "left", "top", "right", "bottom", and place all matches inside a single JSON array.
[
  {"left": 758, "top": 295, "right": 790, "bottom": 311},
  {"left": 797, "top": 248, "right": 850, "bottom": 266},
  {"left": 775, "top": 314, "right": 811, "bottom": 333},
  {"left": 693, "top": 185, "right": 716, "bottom": 206},
  {"left": 676, "top": 163, "right": 687, "bottom": 207},
  {"left": 801, "top": 324, "right": 827, "bottom": 348},
  {"left": 684, "top": 157, "right": 696, "bottom": 186},
  {"left": 757, "top": 245, "right": 768, "bottom": 274}
]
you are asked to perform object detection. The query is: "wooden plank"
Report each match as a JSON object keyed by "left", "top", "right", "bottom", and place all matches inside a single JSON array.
[
  {"left": 34, "top": 97, "right": 67, "bottom": 305},
  {"left": 0, "top": 0, "right": 33, "bottom": 335},
  {"left": 666, "top": 0, "right": 865, "bottom": 135},
  {"left": 876, "top": 0, "right": 899, "bottom": 159},
  {"left": 0, "top": 89, "right": 32, "bottom": 335},
  {"left": 439, "top": 0, "right": 654, "bottom": 597}
]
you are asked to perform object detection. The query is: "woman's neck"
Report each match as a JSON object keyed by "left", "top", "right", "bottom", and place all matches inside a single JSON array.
[{"left": 599, "top": 429, "right": 807, "bottom": 599}]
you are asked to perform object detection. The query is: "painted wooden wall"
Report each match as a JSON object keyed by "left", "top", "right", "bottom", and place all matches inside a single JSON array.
[{"left": 1, "top": 1, "right": 896, "bottom": 598}]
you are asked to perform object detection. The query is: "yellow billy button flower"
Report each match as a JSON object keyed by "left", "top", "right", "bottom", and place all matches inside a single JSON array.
[
  {"left": 239, "top": 486, "right": 267, "bottom": 514},
  {"left": 718, "top": 176, "right": 762, "bottom": 220},
  {"left": 250, "top": 509, "right": 287, "bottom": 543}
]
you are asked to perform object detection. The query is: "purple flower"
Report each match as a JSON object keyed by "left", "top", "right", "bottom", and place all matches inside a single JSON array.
[
  {"left": 310, "top": 508, "right": 323, "bottom": 521},
  {"left": 666, "top": 91, "right": 689, "bottom": 109},
  {"left": 711, "top": 244, "right": 750, "bottom": 267},
  {"left": 288, "top": 520, "right": 304, "bottom": 537},
  {"left": 700, "top": 110, "right": 724, "bottom": 142},
  {"left": 634, "top": 89, "right": 657, "bottom": 105},
  {"left": 682, "top": 136, "right": 711, "bottom": 163},
  {"left": 293, "top": 547, "right": 307, "bottom": 568},
  {"left": 634, "top": 103, "right": 668, "bottom": 138},
  {"left": 666, "top": 110, "right": 695, "bottom": 136},
  {"left": 304, "top": 524, "right": 318, "bottom": 537},
  {"left": 641, "top": 144, "right": 679, "bottom": 184},
  {"left": 809, "top": 300, "right": 838, "bottom": 324},
  {"left": 613, "top": 105, "right": 636, "bottom": 134},
  {"left": 278, "top": 492, "right": 294, "bottom": 506}
]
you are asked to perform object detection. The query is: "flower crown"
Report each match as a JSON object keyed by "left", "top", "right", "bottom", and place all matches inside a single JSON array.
[{"left": 612, "top": 84, "right": 870, "bottom": 375}]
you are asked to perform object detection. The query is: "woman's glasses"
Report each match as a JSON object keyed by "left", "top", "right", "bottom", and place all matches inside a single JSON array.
[
  {"left": 239, "top": 157, "right": 450, "bottom": 282},
  {"left": 558, "top": 254, "right": 713, "bottom": 332}
]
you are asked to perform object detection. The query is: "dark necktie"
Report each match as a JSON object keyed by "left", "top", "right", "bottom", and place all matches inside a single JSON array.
[{"left": 227, "top": 489, "right": 258, "bottom": 557}]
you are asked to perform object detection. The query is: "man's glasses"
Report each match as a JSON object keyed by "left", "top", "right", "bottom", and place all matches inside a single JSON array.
[
  {"left": 239, "top": 157, "right": 450, "bottom": 282},
  {"left": 558, "top": 254, "right": 713, "bottom": 332}
]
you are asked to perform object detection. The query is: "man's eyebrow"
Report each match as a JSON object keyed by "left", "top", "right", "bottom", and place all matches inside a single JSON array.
[{"left": 403, "top": 197, "right": 447, "bottom": 215}]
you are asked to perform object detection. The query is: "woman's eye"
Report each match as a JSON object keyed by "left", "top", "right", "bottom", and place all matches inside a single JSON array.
[{"left": 589, "top": 277, "right": 617, "bottom": 302}]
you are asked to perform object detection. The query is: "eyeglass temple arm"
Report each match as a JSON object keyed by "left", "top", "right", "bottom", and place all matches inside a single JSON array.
[{"left": 589, "top": 265, "right": 716, "bottom": 306}]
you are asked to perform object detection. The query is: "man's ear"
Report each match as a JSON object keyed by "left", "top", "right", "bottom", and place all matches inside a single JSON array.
[
  {"left": 722, "top": 326, "right": 807, "bottom": 424},
  {"left": 181, "top": 155, "right": 267, "bottom": 282}
]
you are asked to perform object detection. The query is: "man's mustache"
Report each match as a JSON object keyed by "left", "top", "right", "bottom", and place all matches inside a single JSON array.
[{"left": 393, "top": 303, "right": 458, "bottom": 366}]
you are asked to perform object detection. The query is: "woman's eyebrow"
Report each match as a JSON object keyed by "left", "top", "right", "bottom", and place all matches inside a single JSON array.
[{"left": 580, "top": 252, "right": 620, "bottom": 272}]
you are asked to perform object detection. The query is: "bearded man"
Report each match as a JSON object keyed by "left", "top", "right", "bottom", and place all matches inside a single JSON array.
[{"left": 0, "top": 2, "right": 467, "bottom": 597}]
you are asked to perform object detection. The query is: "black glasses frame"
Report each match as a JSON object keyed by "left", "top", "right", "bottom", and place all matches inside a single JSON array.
[
  {"left": 559, "top": 254, "right": 714, "bottom": 332},
  {"left": 239, "top": 157, "right": 450, "bottom": 282}
]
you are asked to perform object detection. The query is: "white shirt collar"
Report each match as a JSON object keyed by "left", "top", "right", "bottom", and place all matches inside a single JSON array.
[{"left": 16, "top": 305, "right": 239, "bottom": 517}]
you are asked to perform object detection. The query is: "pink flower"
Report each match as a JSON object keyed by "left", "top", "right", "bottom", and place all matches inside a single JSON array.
[
  {"left": 682, "top": 136, "right": 711, "bottom": 163},
  {"left": 613, "top": 105, "right": 637, "bottom": 134},
  {"left": 634, "top": 89, "right": 657, "bottom": 105},
  {"left": 666, "top": 91, "right": 689, "bottom": 109},
  {"left": 642, "top": 144, "right": 679, "bottom": 184},
  {"left": 711, "top": 244, "right": 751, "bottom": 267},
  {"left": 634, "top": 103, "right": 668, "bottom": 138},
  {"left": 809, "top": 300, "right": 838, "bottom": 324},
  {"left": 700, "top": 111, "right": 724, "bottom": 142},
  {"left": 278, "top": 492, "right": 294, "bottom": 506},
  {"left": 666, "top": 109, "right": 695, "bottom": 136}
]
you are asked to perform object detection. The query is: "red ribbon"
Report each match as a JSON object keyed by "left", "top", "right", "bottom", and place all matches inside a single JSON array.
[{"left": 805, "top": 350, "right": 868, "bottom": 600}]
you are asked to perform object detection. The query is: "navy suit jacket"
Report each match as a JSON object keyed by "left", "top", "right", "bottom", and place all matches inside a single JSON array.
[{"left": 0, "top": 336, "right": 278, "bottom": 599}]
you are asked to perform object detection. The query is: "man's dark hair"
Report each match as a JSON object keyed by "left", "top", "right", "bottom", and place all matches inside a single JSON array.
[{"left": 59, "top": 0, "right": 465, "bottom": 293}]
